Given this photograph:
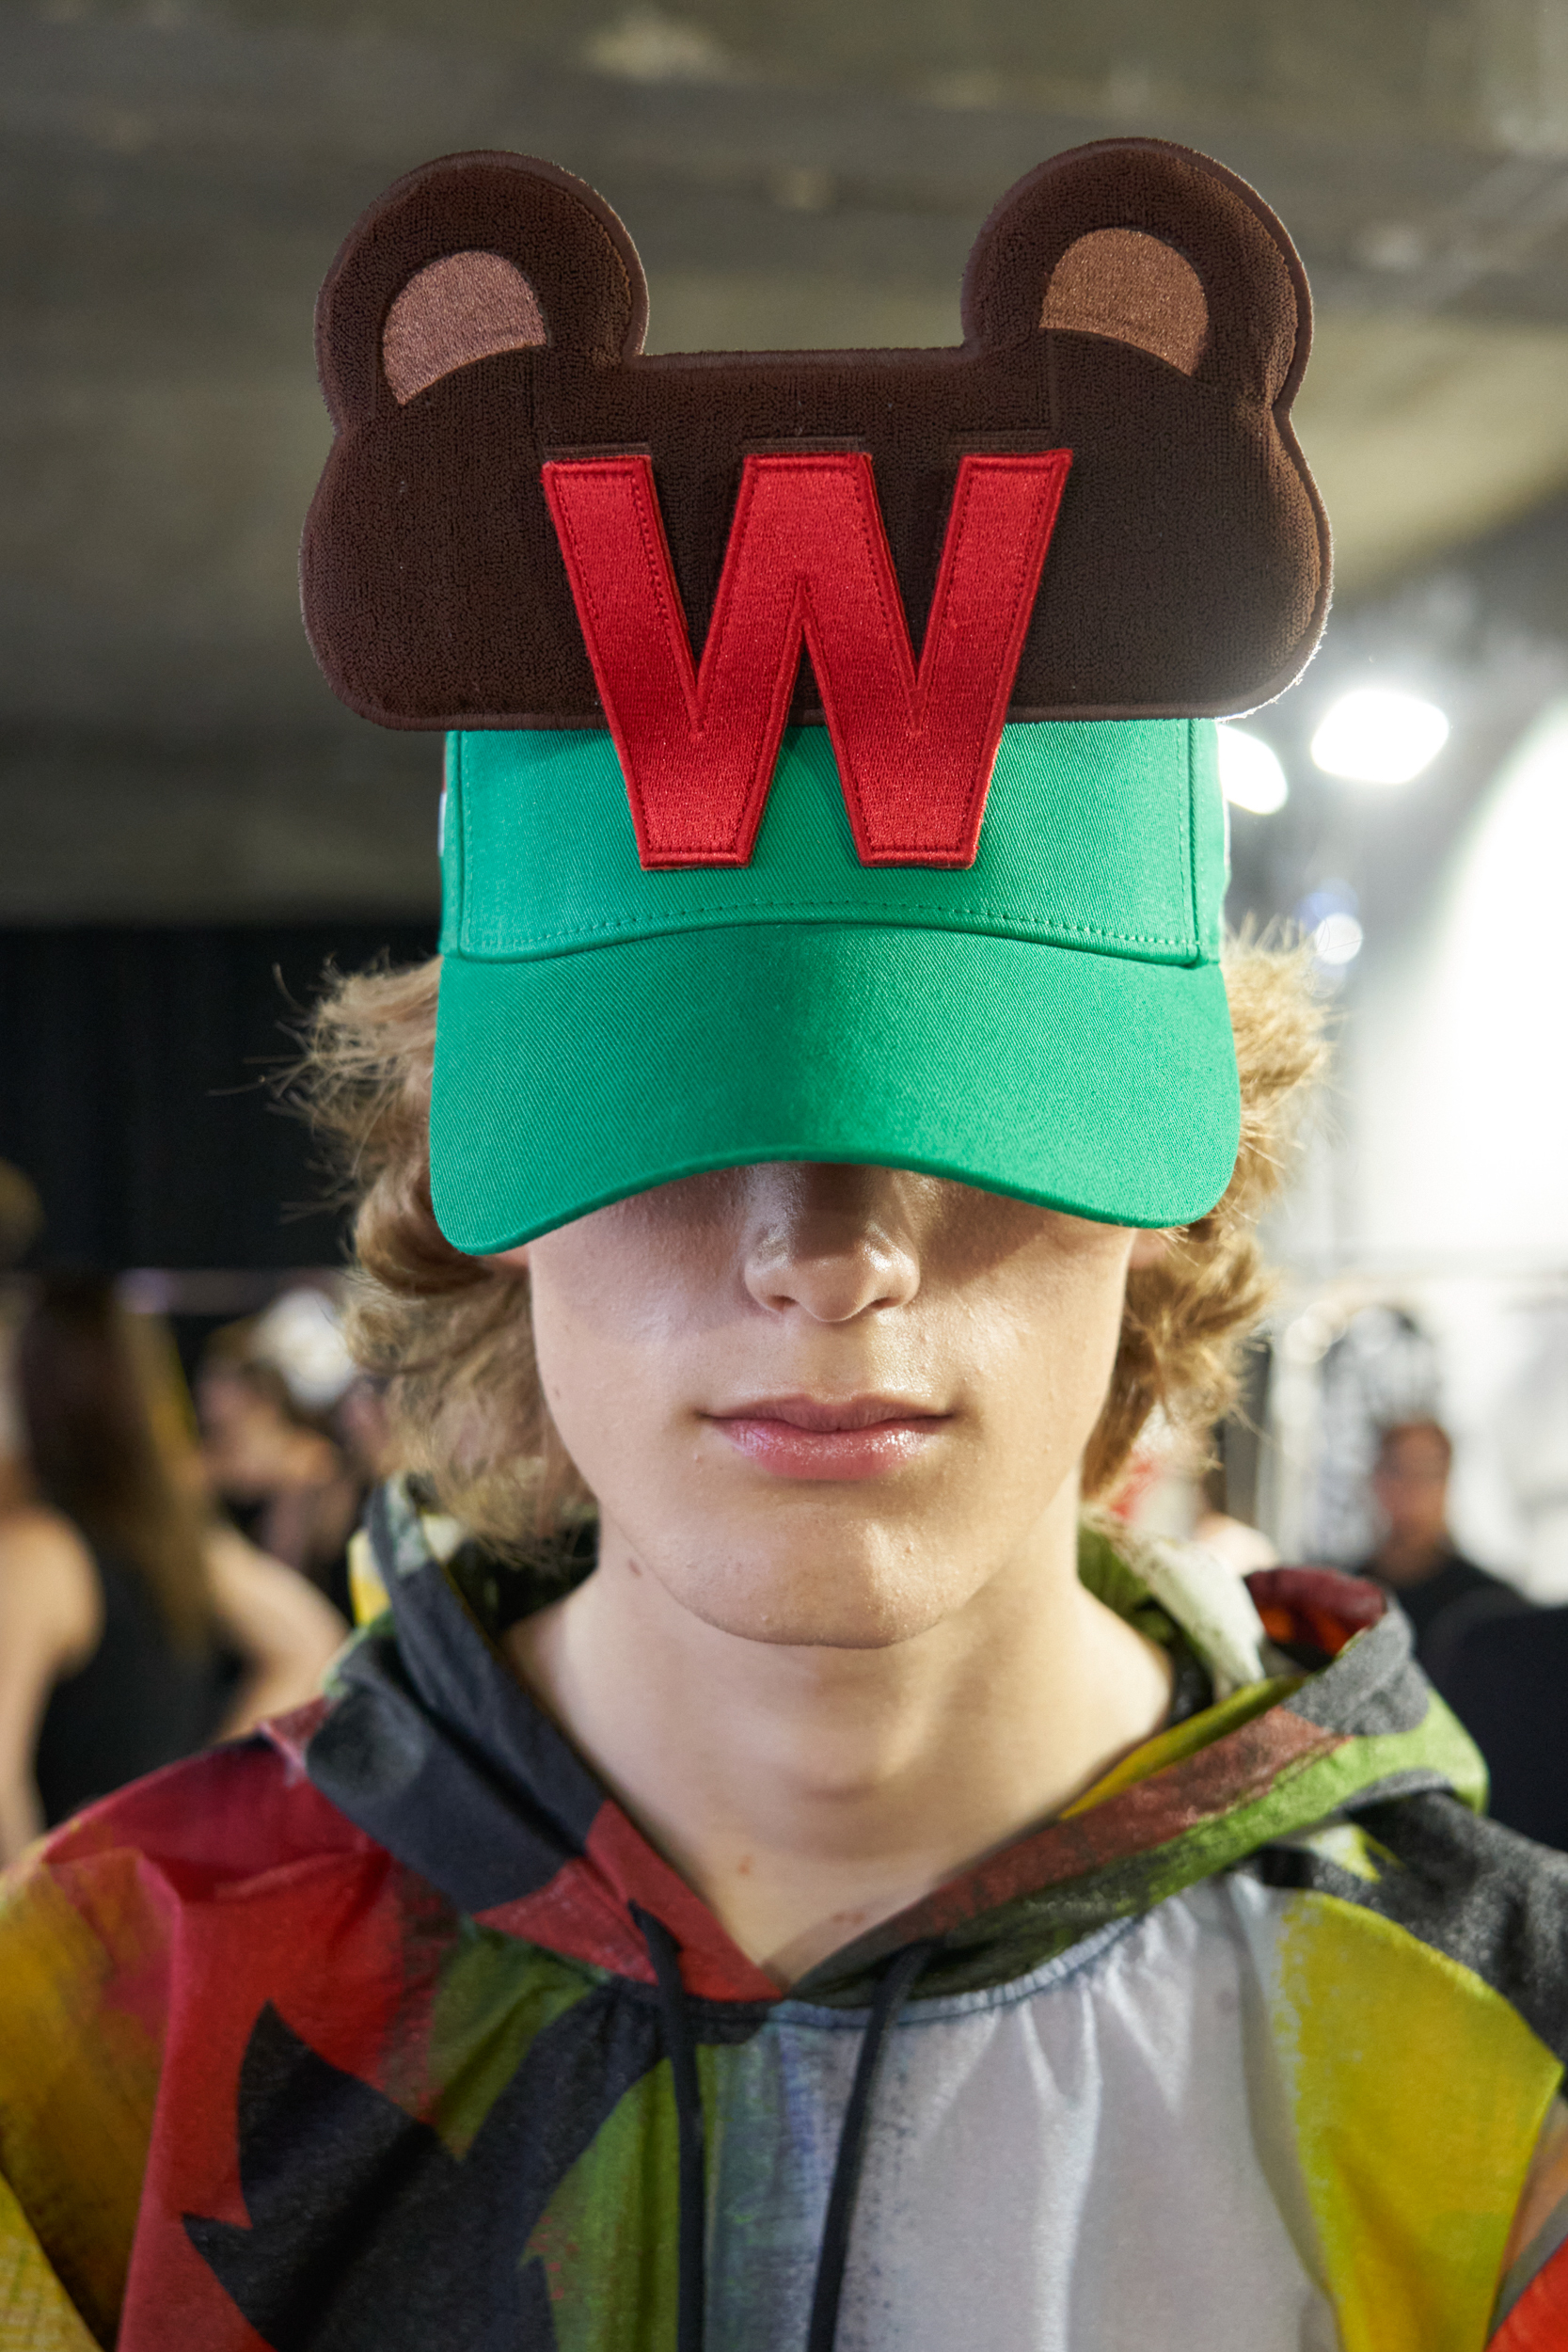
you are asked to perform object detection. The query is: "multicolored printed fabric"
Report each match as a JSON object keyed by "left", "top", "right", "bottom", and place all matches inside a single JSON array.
[{"left": 3, "top": 1480, "right": 1568, "bottom": 2348}]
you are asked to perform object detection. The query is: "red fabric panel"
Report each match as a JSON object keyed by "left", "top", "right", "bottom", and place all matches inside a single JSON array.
[
  {"left": 543, "top": 448, "right": 1071, "bottom": 869},
  {"left": 1490, "top": 2238, "right": 1568, "bottom": 2348},
  {"left": 48, "top": 1722, "right": 374, "bottom": 1883},
  {"left": 33, "top": 1743, "right": 426, "bottom": 2349},
  {"left": 1246, "top": 1565, "right": 1386, "bottom": 1660},
  {"left": 477, "top": 1803, "right": 781, "bottom": 2005}
]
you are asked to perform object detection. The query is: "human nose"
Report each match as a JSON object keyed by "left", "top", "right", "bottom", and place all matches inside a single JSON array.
[{"left": 739, "top": 1164, "right": 921, "bottom": 1323}]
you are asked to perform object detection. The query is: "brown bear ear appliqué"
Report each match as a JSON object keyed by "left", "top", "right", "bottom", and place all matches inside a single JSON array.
[
  {"left": 960, "top": 135, "right": 1306, "bottom": 402},
  {"left": 383, "top": 253, "right": 547, "bottom": 405},
  {"left": 302, "top": 137, "right": 1329, "bottom": 733},
  {"left": 1040, "top": 230, "right": 1209, "bottom": 376},
  {"left": 311, "top": 150, "right": 648, "bottom": 429}
]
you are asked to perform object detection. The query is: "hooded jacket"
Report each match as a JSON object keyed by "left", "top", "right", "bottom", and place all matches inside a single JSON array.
[{"left": 3, "top": 1476, "right": 1567, "bottom": 2352}]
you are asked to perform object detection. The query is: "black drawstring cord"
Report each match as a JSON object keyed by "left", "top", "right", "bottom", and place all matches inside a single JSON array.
[
  {"left": 634, "top": 1907, "right": 936, "bottom": 2352},
  {"left": 806, "top": 1940, "right": 938, "bottom": 2352},
  {"left": 635, "top": 1908, "right": 707, "bottom": 2352}
]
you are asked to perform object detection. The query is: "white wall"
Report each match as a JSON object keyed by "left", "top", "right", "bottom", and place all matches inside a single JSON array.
[
  {"left": 1353, "top": 698, "right": 1568, "bottom": 1269},
  {"left": 1306, "top": 700, "right": 1568, "bottom": 1594}
]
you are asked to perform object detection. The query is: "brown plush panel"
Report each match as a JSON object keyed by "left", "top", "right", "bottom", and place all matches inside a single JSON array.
[{"left": 302, "top": 138, "right": 1331, "bottom": 731}]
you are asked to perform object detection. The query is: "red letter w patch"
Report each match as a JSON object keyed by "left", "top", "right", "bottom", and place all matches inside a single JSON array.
[{"left": 542, "top": 449, "right": 1071, "bottom": 869}]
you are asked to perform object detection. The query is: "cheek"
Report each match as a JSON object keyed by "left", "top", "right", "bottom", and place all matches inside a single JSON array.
[
  {"left": 526, "top": 1246, "right": 641, "bottom": 1440},
  {"left": 972, "top": 1241, "right": 1132, "bottom": 1452},
  {"left": 523, "top": 1217, "right": 711, "bottom": 1477}
]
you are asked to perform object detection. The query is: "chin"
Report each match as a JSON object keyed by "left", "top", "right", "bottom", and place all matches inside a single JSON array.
[{"left": 650, "top": 1538, "right": 973, "bottom": 1651}]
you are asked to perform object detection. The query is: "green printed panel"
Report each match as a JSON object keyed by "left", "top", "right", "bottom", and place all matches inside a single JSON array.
[
  {"left": 424, "top": 1928, "right": 597, "bottom": 2156},
  {"left": 526, "top": 2060, "right": 682, "bottom": 2350}
]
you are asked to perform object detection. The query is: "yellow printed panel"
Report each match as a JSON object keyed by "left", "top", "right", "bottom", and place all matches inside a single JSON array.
[
  {"left": 1274, "top": 1892, "right": 1562, "bottom": 2352},
  {"left": 0, "top": 1853, "right": 164, "bottom": 2345},
  {"left": 0, "top": 2172, "right": 99, "bottom": 2352},
  {"left": 346, "top": 1528, "right": 391, "bottom": 1629}
]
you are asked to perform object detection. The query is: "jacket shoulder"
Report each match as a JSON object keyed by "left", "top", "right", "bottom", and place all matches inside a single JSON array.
[
  {"left": 1264, "top": 1788, "right": 1568, "bottom": 2063},
  {"left": 35, "top": 1708, "right": 374, "bottom": 1888},
  {"left": 0, "top": 1720, "right": 391, "bottom": 2344}
]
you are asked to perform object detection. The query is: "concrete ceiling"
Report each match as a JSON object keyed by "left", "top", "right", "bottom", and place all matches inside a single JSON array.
[{"left": 7, "top": 0, "right": 1568, "bottom": 916}]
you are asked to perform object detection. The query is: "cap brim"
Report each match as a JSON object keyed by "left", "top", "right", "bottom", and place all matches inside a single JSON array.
[{"left": 431, "top": 925, "right": 1240, "bottom": 1253}]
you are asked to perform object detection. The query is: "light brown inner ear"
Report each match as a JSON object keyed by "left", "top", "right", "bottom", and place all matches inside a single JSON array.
[
  {"left": 1041, "top": 229, "right": 1208, "bottom": 375},
  {"left": 383, "top": 251, "right": 546, "bottom": 404}
]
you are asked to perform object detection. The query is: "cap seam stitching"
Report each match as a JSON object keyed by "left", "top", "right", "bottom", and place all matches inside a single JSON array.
[
  {"left": 1180, "top": 718, "right": 1195, "bottom": 947},
  {"left": 1185, "top": 719, "right": 1202, "bottom": 950},
  {"left": 456, "top": 904, "right": 1195, "bottom": 952},
  {"left": 449, "top": 731, "right": 468, "bottom": 954}
]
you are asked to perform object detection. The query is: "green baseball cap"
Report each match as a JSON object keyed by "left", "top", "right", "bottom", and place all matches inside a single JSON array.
[{"left": 429, "top": 716, "right": 1237, "bottom": 1253}]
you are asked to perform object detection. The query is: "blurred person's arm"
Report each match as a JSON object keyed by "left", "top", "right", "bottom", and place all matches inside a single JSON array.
[
  {"left": 0, "top": 1509, "right": 100, "bottom": 1863},
  {"left": 203, "top": 1523, "right": 347, "bottom": 1737},
  {"left": 256, "top": 1455, "right": 364, "bottom": 1581}
]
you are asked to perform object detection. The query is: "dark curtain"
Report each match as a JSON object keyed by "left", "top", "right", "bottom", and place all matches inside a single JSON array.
[{"left": 0, "top": 926, "right": 436, "bottom": 1270}]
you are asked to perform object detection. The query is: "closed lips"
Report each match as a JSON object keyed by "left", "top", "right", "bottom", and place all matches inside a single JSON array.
[{"left": 705, "top": 1396, "right": 951, "bottom": 1481}]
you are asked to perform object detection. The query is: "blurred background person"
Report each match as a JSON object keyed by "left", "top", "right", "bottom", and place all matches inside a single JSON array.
[
  {"left": 1349, "top": 1417, "right": 1560, "bottom": 1847},
  {"left": 1435, "top": 1601, "right": 1568, "bottom": 1851},
  {"left": 197, "top": 1286, "right": 392, "bottom": 1620},
  {"left": 1194, "top": 1453, "right": 1280, "bottom": 1577},
  {"left": 0, "top": 1162, "right": 43, "bottom": 1275},
  {"left": 0, "top": 1272, "right": 344, "bottom": 1862},
  {"left": 1350, "top": 1418, "right": 1530, "bottom": 1669},
  {"left": 0, "top": 1160, "right": 44, "bottom": 1516}
]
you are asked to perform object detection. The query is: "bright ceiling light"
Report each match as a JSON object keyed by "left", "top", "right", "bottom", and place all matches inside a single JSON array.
[
  {"left": 1313, "top": 912, "right": 1364, "bottom": 966},
  {"left": 1216, "top": 723, "right": 1289, "bottom": 815},
  {"left": 1310, "top": 688, "right": 1449, "bottom": 785}
]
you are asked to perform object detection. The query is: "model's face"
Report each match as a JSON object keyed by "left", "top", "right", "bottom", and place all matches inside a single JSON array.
[
  {"left": 1371, "top": 1428, "right": 1450, "bottom": 1549},
  {"left": 506, "top": 1165, "right": 1157, "bottom": 1650}
]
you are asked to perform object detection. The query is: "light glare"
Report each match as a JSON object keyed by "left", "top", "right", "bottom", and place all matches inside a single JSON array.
[
  {"left": 1313, "top": 912, "right": 1364, "bottom": 965},
  {"left": 1310, "top": 688, "right": 1449, "bottom": 785},
  {"left": 1216, "top": 724, "right": 1289, "bottom": 815}
]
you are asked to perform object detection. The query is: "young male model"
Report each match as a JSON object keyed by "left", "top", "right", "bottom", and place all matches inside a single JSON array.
[{"left": 3, "top": 136, "right": 1567, "bottom": 2352}]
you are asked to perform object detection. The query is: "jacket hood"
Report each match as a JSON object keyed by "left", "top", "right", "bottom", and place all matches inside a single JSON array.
[{"left": 288, "top": 1478, "right": 1485, "bottom": 2006}]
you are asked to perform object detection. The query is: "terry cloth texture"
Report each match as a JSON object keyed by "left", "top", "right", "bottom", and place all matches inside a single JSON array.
[
  {"left": 3, "top": 1482, "right": 1568, "bottom": 2350},
  {"left": 301, "top": 138, "right": 1329, "bottom": 733}
]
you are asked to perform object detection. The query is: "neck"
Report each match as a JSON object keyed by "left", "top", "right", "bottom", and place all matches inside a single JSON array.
[{"left": 508, "top": 1500, "right": 1173, "bottom": 1987}]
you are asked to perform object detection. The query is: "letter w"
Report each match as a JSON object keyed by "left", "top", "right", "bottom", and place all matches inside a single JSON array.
[{"left": 542, "top": 449, "right": 1071, "bottom": 869}]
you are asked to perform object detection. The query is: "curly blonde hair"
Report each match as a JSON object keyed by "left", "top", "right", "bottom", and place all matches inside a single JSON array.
[{"left": 293, "top": 942, "right": 1324, "bottom": 1550}]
